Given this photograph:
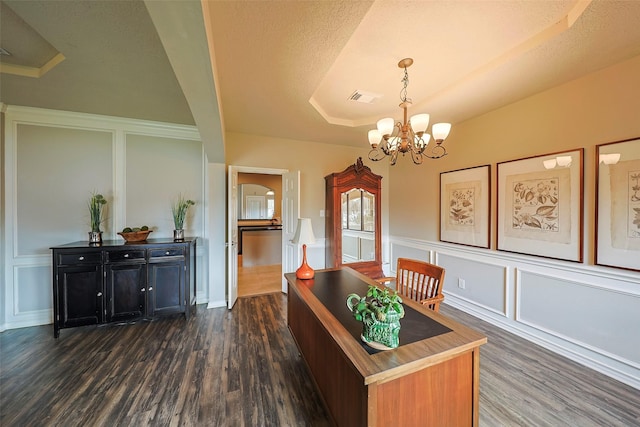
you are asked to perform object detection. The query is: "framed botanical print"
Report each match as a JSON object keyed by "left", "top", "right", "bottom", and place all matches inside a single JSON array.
[
  {"left": 595, "top": 137, "right": 640, "bottom": 272},
  {"left": 497, "top": 149, "right": 584, "bottom": 262},
  {"left": 439, "top": 165, "right": 490, "bottom": 248}
]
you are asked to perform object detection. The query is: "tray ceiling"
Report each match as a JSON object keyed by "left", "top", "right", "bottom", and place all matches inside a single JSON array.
[{"left": 2, "top": 0, "right": 640, "bottom": 149}]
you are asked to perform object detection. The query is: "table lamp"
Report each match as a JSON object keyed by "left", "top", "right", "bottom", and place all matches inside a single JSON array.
[{"left": 292, "top": 218, "right": 316, "bottom": 279}]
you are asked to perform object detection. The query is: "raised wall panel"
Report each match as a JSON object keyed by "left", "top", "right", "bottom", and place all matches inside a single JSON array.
[
  {"left": 389, "top": 242, "right": 430, "bottom": 266},
  {"left": 126, "top": 134, "right": 203, "bottom": 239},
  {"left": 439, "top": 253, "right": 508, "bottom": 316},
  {"left": 360, "top": 237, "right": 374, "bottom": 261},
  {"left": 517, "top": 269, "right": 640, "bottom": 364},
  {"left": 342, "top": 235, "right": 359, "bottom": 261},
  {"left": 16, "top": 124, "right": 113, "bottom": 255},
  {"left": 16, "top": 265, "right": 51, "bottom": 314}
]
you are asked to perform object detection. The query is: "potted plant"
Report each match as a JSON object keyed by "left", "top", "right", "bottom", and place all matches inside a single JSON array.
[
  {"left": 171, "top": 194, "right": 195, "bottom": 241},
  {"left": 346, "top": 284, "right": 405, "bottom": 350},
  {"left": 88, "top": 192, "right": 107, "bottom": 244}
]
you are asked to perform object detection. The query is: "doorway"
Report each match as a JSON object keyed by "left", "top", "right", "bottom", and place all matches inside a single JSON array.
[
  {"left": 227, "top": 166, "right": 299, "bottom": 309},
  {"left": 237, "top": 172, "right": 283, "bottom": 297}
]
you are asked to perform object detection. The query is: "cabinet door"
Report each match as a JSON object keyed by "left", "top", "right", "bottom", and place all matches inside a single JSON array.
[
  {"left": 57, "top": 264, "right": 104, "bottom": 328},
  {"left": 148, "top": 260, "right": 185, "bottom": 316},
  {"left": 105, "top": 263, "right": 146, "bottom": 322}
]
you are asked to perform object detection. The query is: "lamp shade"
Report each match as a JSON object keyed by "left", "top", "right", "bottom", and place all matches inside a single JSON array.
[
  {"left": 291, "top": 218, "right": 316, "bottom": 246},
  {"left": 432, "top": 123, "right": 451, "bottom": 141},
  {"left": 556, "top": 155, "right": 572, "bottom": 167},
  {"left": 410, "top": 113, "right": 430, "bottom": 133},
  {"left": 543, "top": 159, "right": 557, "bottom": 169},
  {"left": 368, "top": 129, "right": 382, "bottom": 147},
  {"left": 377, "top": 117, "right": 395, "bottom": 136}
]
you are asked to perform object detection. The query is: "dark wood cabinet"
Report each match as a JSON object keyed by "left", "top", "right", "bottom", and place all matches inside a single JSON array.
[
  {"left": 148, "top": 259, "right": 184, "bottom": 316},
  {"left": 105, "top": 262, "right": 146, "bottom": 323},
  {"left": 57, "top": 262, "right": 104, "bottom": 329},
  {"left": 52, "top": 238, "right": 196, "bottom": 338},
  {"left": 325, "top": 158, "right": 383, "bottom": 279}
]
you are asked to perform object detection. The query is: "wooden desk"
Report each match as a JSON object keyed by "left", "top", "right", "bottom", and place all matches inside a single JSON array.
[{"left": 286, "top": 267, "right": 487, "bottom": 427}]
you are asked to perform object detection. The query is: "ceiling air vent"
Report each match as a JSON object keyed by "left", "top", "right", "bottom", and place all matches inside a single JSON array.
[{"left": 348, "top": 90, "right": 381, "bottom": 104}]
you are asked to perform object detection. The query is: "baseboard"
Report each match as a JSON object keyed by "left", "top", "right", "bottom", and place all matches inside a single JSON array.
[{"left": 444, "top": 295, "right": 640, "bottom": 390}]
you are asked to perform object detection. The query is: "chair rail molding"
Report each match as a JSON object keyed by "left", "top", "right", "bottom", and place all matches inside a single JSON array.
[{"left": 389, "top": 235, "right": 640, "bottom": 390}]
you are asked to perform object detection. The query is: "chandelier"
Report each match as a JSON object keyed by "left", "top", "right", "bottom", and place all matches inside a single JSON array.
[{"left": 367, "top": 58, "right": 452, "bottom": 165}]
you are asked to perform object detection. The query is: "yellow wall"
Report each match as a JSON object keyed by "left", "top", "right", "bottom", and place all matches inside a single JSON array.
[
  {"left": 389, "top": 54, "right": 640, "bottom": 263},
  {"left": 225, "top": 132, "right": 390, "bottom": 240}
]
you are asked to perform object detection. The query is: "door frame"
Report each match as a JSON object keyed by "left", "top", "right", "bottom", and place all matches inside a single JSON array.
[{"left": 227, "top": 166, "right": 291, "bottom": 308}]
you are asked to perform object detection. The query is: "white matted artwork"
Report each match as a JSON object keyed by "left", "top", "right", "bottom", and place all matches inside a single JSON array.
[
  {"left": 497, "top": 149, "right": 583, "bottom": 262},
  {"left": 596, "top": 137, "right": 640, "bottom": 272},
  {"left": 439, "top": 165, "right": 490, "bottom": 248}
]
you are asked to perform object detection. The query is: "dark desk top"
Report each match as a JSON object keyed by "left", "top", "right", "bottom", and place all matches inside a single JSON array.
[{"left": 306, "top": 269, "right": 451, "bottom": 354}]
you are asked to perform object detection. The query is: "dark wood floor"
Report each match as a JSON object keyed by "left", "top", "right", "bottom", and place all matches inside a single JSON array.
[{"left": 1, "top": 293, "right": 638, "bottom": 426}]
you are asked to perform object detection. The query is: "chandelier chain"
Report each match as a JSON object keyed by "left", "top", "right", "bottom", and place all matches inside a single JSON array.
[{"left": 400, "top": 66, "right": 410, "bottom": 104}]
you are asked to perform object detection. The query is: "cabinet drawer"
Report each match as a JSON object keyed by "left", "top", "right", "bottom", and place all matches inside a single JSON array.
[
  {"left": 106, "top": 250, "right": 146, "bottom": 263},
  {"left": 58, "top": 252, "right": 101, "bottom": 265},
  {"left": 149, "top": 247, "right": 185, "bottom": 259}
]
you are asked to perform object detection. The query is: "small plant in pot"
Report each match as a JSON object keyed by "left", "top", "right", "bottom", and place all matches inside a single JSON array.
[
  {"left": 171, "top": 194, "right": 195, "bottom": 241},
  {"left": 88, "top": 192, "right": 107, "bottom": 244},
  {"left": 346, "top": 284, "right": 405, "bottom": 350}
]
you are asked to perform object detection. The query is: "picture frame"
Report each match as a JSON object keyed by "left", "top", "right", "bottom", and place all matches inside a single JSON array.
[
  {"left": 595, "top": 137, "right": 640, "bottom": 272},
  {"left": 439, "top": 164, "right": 490, "bottom": 248},
  {"left": 497, "top": 149, "right": 584, "bottom": 262}
]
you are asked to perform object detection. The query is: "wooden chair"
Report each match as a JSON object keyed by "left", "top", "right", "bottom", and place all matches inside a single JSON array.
[{"left": 377, "top": 258, "right": 445, "bottom": 312}]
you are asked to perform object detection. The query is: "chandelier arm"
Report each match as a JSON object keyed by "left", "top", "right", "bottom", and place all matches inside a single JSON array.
[
  {"left": 406, "top": 129, "right": 426, "bottom": 155},
  {"left": 368, "top": 148, "right": 386, "bottom": 162},
  {"left": 410, "top": 150, "right": 424, "bottom": 165},
  {"left": 390, "top": 150, "right": 399, "bottom": 166},
  {"left": 421, "top": 144, "right": 448, "bottom": 159},
  {"left": 380, "top": 139, "right": 391, "bottom": 155},
  {"left": 416, "top": 138, "right": 428, "bottom": 155}
]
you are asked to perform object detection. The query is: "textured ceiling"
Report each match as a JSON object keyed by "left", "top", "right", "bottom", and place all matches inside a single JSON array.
[
  {"left": 2, "top": 0, "right": 640, "bottom": 152},
  {"left": 0, "top": 0, "right": 194, "bottom": 126}
]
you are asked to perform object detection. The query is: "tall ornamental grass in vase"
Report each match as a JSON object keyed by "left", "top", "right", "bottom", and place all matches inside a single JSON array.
[
  {"left": 88, "top": 192, "right": 107, "bottom": 244},
  {"left": 172, "top": 194, "right": 195, "bottom": 241}
]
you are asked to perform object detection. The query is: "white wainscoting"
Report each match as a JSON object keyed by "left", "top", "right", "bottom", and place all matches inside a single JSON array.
[
  {"left": 517, "top": 268, "right": 640, "bottom": 367},
  {"left": 2, "top": 106, "right": 207, "bottom": 333},
  {"left": 439, "top": 253, "right": 508, "bottom": 317},
  {"left": 7, "top": 260, "right": 53, "bottom": 330},
  {"left": 389, "top": 236, "right": 640, "bottom": 390}
]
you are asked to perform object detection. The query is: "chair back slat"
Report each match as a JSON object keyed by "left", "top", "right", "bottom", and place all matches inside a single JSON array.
[{"left": 395, "top": 258, "right": 446, "bottom": 312}]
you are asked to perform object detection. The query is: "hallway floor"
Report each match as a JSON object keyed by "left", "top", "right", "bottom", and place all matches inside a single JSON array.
[{"left": 237, "top": 255, "right": 282, "bottom": 297}]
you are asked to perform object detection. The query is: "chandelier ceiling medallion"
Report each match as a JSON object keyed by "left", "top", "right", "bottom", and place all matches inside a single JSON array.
[{"left": 367, "top": 58, "right": 452, "bottom": 165}]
